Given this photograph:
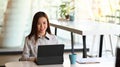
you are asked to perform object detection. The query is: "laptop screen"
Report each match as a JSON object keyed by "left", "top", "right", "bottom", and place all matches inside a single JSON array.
[{"left": 37, "top": 44, "right": 64, "bottom": 57}]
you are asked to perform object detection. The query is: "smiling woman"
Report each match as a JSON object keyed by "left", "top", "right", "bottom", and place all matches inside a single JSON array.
[{"left": 19, "top": 11, "right": 58, "bottom": 61}]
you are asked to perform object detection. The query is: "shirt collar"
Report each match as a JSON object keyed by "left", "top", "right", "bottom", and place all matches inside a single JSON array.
[
  {"left": 45, "top": 32, "right": 50, "bottom": 40},
  {"left": 38, "top": 32, "right": 50, "bottom": 40}
]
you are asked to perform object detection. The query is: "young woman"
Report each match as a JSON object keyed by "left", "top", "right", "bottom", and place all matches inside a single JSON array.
[{"left": 20, "top": 11, "right": 58, "bottom": 61}]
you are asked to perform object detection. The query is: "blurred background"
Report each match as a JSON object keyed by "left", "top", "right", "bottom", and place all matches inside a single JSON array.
[{"left": 0, "top": 0, "right": 119, "bottom": 56}]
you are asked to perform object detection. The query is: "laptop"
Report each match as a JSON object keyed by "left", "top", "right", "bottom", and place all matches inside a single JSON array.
[{"left": 35, "top": 44, "right": 64, "bottom": 65}]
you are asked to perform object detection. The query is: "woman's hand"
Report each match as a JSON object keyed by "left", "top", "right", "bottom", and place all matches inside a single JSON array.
[{"left": 34, "top": 58, "right": 37, "bottom": 62}]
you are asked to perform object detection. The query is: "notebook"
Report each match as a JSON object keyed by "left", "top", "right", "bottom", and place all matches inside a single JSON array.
[
  {"left": 35, "top": 44, "right": 64, "bottom": 65},
  {"left": 76, "top": 58, "right": 100, "bottom": 64}
]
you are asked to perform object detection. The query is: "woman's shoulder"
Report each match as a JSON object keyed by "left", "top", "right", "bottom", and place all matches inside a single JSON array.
[
  {"left": 24, "top": 36, "right": 36, "bottom": 45},
  {"left": 46, "top": 33, "right": 57, "bottom": 38},
  {"left": 25, "top": 36, "right": 35, "bottom": 41}
]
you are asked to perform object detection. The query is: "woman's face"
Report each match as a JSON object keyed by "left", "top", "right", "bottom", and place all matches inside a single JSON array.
[{"left": 37, "top": 17, "right": 48, "bottom": 35}]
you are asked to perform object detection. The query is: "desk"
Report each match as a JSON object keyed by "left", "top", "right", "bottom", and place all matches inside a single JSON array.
[
  {"left": 50, "top": 20, "right": 120, "bottom": 57},
  {"left": 5, "top": 57, "right": 115, "bottom": 67}
]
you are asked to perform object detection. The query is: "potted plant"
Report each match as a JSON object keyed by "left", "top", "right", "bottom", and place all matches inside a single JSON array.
[{"left": 59, "top": 1, "right": 75, "bottom": 21}]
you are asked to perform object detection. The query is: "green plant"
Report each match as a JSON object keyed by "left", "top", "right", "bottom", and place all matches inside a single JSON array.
[{"left": 59, "top": 2, "right": 75, "bottom": 19}]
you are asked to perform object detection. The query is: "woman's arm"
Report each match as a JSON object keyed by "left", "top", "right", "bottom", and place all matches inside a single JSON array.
[{"left": 19, "top": 37, "right": 36, "bottom": 61}]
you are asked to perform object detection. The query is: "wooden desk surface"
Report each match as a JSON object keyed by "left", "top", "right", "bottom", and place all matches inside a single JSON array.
[{"left": 5, "top": 57, "right": 115, "bottom": 67}]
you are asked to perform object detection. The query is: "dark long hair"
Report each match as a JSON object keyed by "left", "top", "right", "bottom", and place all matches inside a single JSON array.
[{"left": 28, "top": 11, "right": 51, "bottom": 42}]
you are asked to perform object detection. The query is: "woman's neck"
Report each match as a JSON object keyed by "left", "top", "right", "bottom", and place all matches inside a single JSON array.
[{"left": 38, "top": 32, "right": 46, "bottom": 37}]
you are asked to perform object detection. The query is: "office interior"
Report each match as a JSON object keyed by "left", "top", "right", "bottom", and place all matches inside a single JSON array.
[{"left": 0, "top": 0, "right": 120, "bottom": 67}]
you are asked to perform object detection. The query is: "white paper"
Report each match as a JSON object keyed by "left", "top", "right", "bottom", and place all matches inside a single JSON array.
[{"left": 76, "top": 58, "right": 100, "bottom": 64}]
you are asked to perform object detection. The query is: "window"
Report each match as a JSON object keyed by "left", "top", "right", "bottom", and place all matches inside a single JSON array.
[{"left": 32, "top": 0, "right": 120, "bottom": 23}]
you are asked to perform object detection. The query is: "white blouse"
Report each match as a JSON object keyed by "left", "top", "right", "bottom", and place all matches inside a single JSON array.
[{"left": 20, "top": 33, "right": 58, "bottom": 61}]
